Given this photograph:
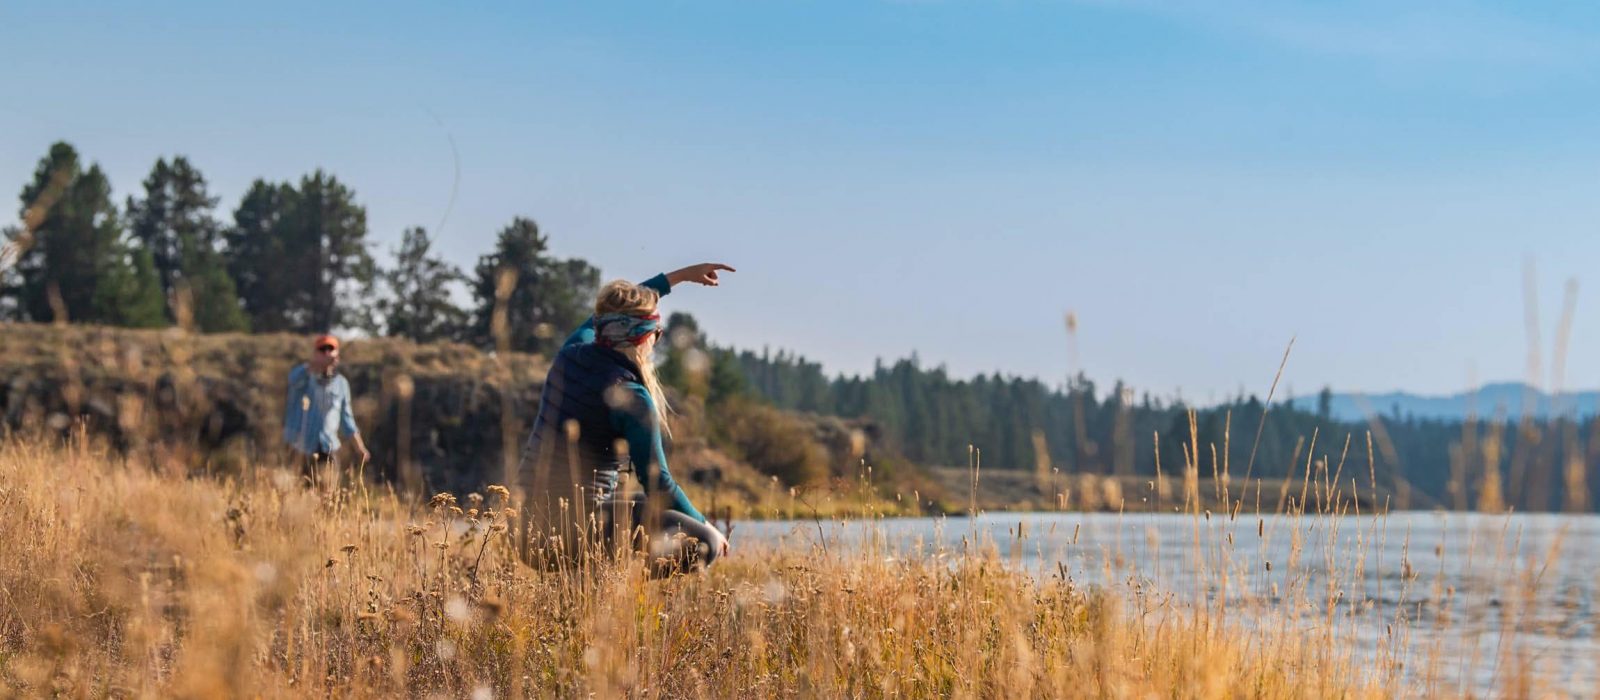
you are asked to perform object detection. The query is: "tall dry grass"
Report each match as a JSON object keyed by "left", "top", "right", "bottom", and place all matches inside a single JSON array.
[{"left": 0, "top": 433, "right": 1392, "bottom": 699}]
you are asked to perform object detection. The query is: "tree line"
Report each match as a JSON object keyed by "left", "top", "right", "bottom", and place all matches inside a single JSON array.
[
  {"left": 1, "top": 142, "right": 595, "bottom": 356},
  {"left": 731, "top": 347, "right": 1600, "bottom": 512}
]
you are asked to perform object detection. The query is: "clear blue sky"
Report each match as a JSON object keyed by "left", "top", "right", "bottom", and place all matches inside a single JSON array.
[{"left": 6, "top": 1, "right": 1600, "bottom": 401}]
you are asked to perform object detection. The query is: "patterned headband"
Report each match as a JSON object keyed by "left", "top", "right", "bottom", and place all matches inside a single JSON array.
[{"left": 594, "top": 313, "right": 662, "bottom": 348}]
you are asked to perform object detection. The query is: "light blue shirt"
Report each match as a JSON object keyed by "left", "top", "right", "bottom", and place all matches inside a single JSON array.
[{"left": 282, "top": 363, "right": 359, "bottom": 454}]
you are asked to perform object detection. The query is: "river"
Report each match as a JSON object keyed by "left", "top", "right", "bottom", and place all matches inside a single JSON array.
[{"left": 733, "top": 511, "right": 1600, "bottom": 696}]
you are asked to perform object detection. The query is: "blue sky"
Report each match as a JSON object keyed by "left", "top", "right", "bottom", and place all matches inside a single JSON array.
[{"left": 6, "top": 1, "right": 1600, "bottom": 401}]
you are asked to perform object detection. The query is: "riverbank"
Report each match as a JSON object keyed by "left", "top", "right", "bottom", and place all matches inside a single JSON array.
[{"left": 0, "top": 437, "right": 1387, "bottom": 697}]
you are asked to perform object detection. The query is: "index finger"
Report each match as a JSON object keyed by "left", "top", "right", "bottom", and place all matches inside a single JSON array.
[{"left": 710, "top": 263, "right": 736, "bottom": 272}]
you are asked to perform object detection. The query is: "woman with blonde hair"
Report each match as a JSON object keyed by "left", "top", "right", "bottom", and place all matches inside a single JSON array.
[{"left": 518, "top": 263, "right": 734, "bottom": 573}]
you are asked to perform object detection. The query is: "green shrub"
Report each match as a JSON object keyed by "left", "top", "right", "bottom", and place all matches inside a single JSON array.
[{"left": 710, "top": 397, "right": 829, "bottom": 486}]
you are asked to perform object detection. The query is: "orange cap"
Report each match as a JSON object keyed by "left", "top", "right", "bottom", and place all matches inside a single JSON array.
[{"left": 312, "top": 334, "right": 340, "bottom": 351}]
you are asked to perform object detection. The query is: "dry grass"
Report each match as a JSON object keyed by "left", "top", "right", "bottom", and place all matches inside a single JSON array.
[
  {"left": 0, "top": 434, "right": 1395, "bottom": 699},
  {"left": 0, "top": 324, "right": 1582, "bottom": 698},
  {"left": 927, "top": 467, "right": 1395, "bottom": 514}
]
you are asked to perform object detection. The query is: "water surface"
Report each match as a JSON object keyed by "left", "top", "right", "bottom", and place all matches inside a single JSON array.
[{"left": 733, "top": 511, "right": 1600, "bottom": 696}]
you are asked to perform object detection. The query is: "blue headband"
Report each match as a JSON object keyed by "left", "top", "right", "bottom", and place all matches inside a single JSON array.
[{"left": 595, "top": 313, "right": 662, "bottom": 347}]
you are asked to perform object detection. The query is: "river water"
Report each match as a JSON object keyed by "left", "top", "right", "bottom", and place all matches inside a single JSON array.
[{"left": 732, "top": 511, "right": 1600, "bottom": 697}]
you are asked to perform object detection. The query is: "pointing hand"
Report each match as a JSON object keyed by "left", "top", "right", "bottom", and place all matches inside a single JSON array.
[{"left": 667, "top": 263, "right": 736, "bottom": 287}]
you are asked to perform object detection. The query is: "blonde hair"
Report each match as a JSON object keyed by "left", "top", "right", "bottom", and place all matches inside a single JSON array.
[{"left": 595, "top": 280, "right": 670, "bottom": 432}]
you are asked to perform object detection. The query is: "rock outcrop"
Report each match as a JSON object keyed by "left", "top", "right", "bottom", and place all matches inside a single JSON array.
[{"left": 2, "top": 324, "right": 545, "bottom": 495}]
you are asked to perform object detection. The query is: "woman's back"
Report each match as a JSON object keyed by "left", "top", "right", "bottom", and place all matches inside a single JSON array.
[
  {"left": 515, "top": 265, "right": 735, "bottom": 569},
  {"left": 517, "top": 341, "right": 643, "bottom": 555}
]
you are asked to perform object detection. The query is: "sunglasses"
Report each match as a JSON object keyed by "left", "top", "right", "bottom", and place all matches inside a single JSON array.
[{"left": 317, "top": 345, "right": 337, "bottom": 354}]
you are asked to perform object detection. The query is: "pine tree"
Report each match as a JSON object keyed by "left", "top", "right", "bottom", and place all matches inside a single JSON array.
[
  {"left": 127, "top": 156, "right": 249, "bottom": 331},
  {"left": 127, "top": 158, "right": 183, "bottom": 299},
  {"left": 657, "top": 311, "right": 705, "bottom": 396},
  {"left": 180, "top": 245, "right": 251, "bottom": 332},
  {"left": 9, "top": 142, "right": 163, "bottom": 325},
  {"left": 103, "top": 246, "right": 168, "bottom": 328},
  {"left": 225, "top": 172, "right": 374, "bottom": 333},
  {"left": 708, "top": 348, "right": 750, "bottom": 405},
  {"left": 226, "top": 180, "right": 299, "bottom": 331},
  {"left": 293, "top": 170, "right": 375, "bottom": 333},
  {"left": 377, "top": 227, "right": 467, "bottom": 342},
  {"left": 469, "top": 217, "right": 598, "bottom": 355}
]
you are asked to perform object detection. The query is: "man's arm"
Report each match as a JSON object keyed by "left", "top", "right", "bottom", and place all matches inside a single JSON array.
[
  {"left": 283, "top": 364, "right": 308, "bottom": 445},
  {"left": 338, "top": 382, "right": 370, "bottom": 464},
  {"left": 348, "top": 432, "right": 370, "bottom": 465}
]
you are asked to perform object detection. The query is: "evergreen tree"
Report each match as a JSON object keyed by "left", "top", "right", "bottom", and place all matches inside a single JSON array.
[
  {"left": 657, "top": 311, "right": 705, "bottom": 397},
  {"left": 224, "top": 172, "right": 374, "bottom": 333},
  {"left": 104, "top": 246, "right": 168, "bottom": 328},
  {"left": 469, "top": 217, "right": 598, "bottom": 355},
  {"left": 226, "top": 180, "right": 299, "bottom": 331},
  {"left": 377, "top": 227, "right": 467, "bottom": 342},
  {"left": 127, "top": 158, "right": 186, "bottom": 300},
  {"left": 127, "top": 156, "right": 248, "bottom": 331},
  {"left": 180, "top": 244, "right": 251, "bottom": 332},
  {"left": 8, "top": 142, "right": 163, "bottom": 325},
  {"left": 708, "top": 348, "right": 750, "bottom": 405},
  {"left": 293, "top": 170, "right": 376, "bottom": 333}
]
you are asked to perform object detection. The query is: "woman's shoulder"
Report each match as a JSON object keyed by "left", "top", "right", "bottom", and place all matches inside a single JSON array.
[{"left": 556, "top": 343, "right": 644, "bottom": 382}]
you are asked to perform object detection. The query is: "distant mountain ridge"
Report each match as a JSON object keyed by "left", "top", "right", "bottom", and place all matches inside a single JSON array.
[{"left": 1284, "top": 382, "right": 1600, "bottom": 422}]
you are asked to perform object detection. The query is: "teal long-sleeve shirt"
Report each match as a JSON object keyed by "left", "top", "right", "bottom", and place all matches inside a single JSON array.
[{"left": 562, "top": 273, "right": 705, "bottom": 523}]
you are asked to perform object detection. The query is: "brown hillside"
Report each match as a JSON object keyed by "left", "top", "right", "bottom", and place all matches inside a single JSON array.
[{"left": 0, "top": 323, "right": 944, "bottom": 517}]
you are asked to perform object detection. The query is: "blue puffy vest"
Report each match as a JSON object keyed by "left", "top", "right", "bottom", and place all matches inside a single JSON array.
[{"left": 519, "top": 341, "right": 644, "bottom": 509}]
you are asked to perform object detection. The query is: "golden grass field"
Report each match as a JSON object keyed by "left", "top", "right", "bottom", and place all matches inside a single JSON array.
[{"left": 0, "top": 432, "right": 1414, "bottom": 699}]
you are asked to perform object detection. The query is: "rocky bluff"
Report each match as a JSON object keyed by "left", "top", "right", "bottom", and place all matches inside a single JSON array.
[
  {"left": 0, "top": 324, "right": 930, "bottom": 515},
  {"left": 2, "top": 324, "right": 552, "bottom": 495}
]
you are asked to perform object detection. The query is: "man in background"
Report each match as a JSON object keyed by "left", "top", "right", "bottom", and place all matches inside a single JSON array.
[{"left": 283, "top": 334, "right": 369, "bottom": 483}]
